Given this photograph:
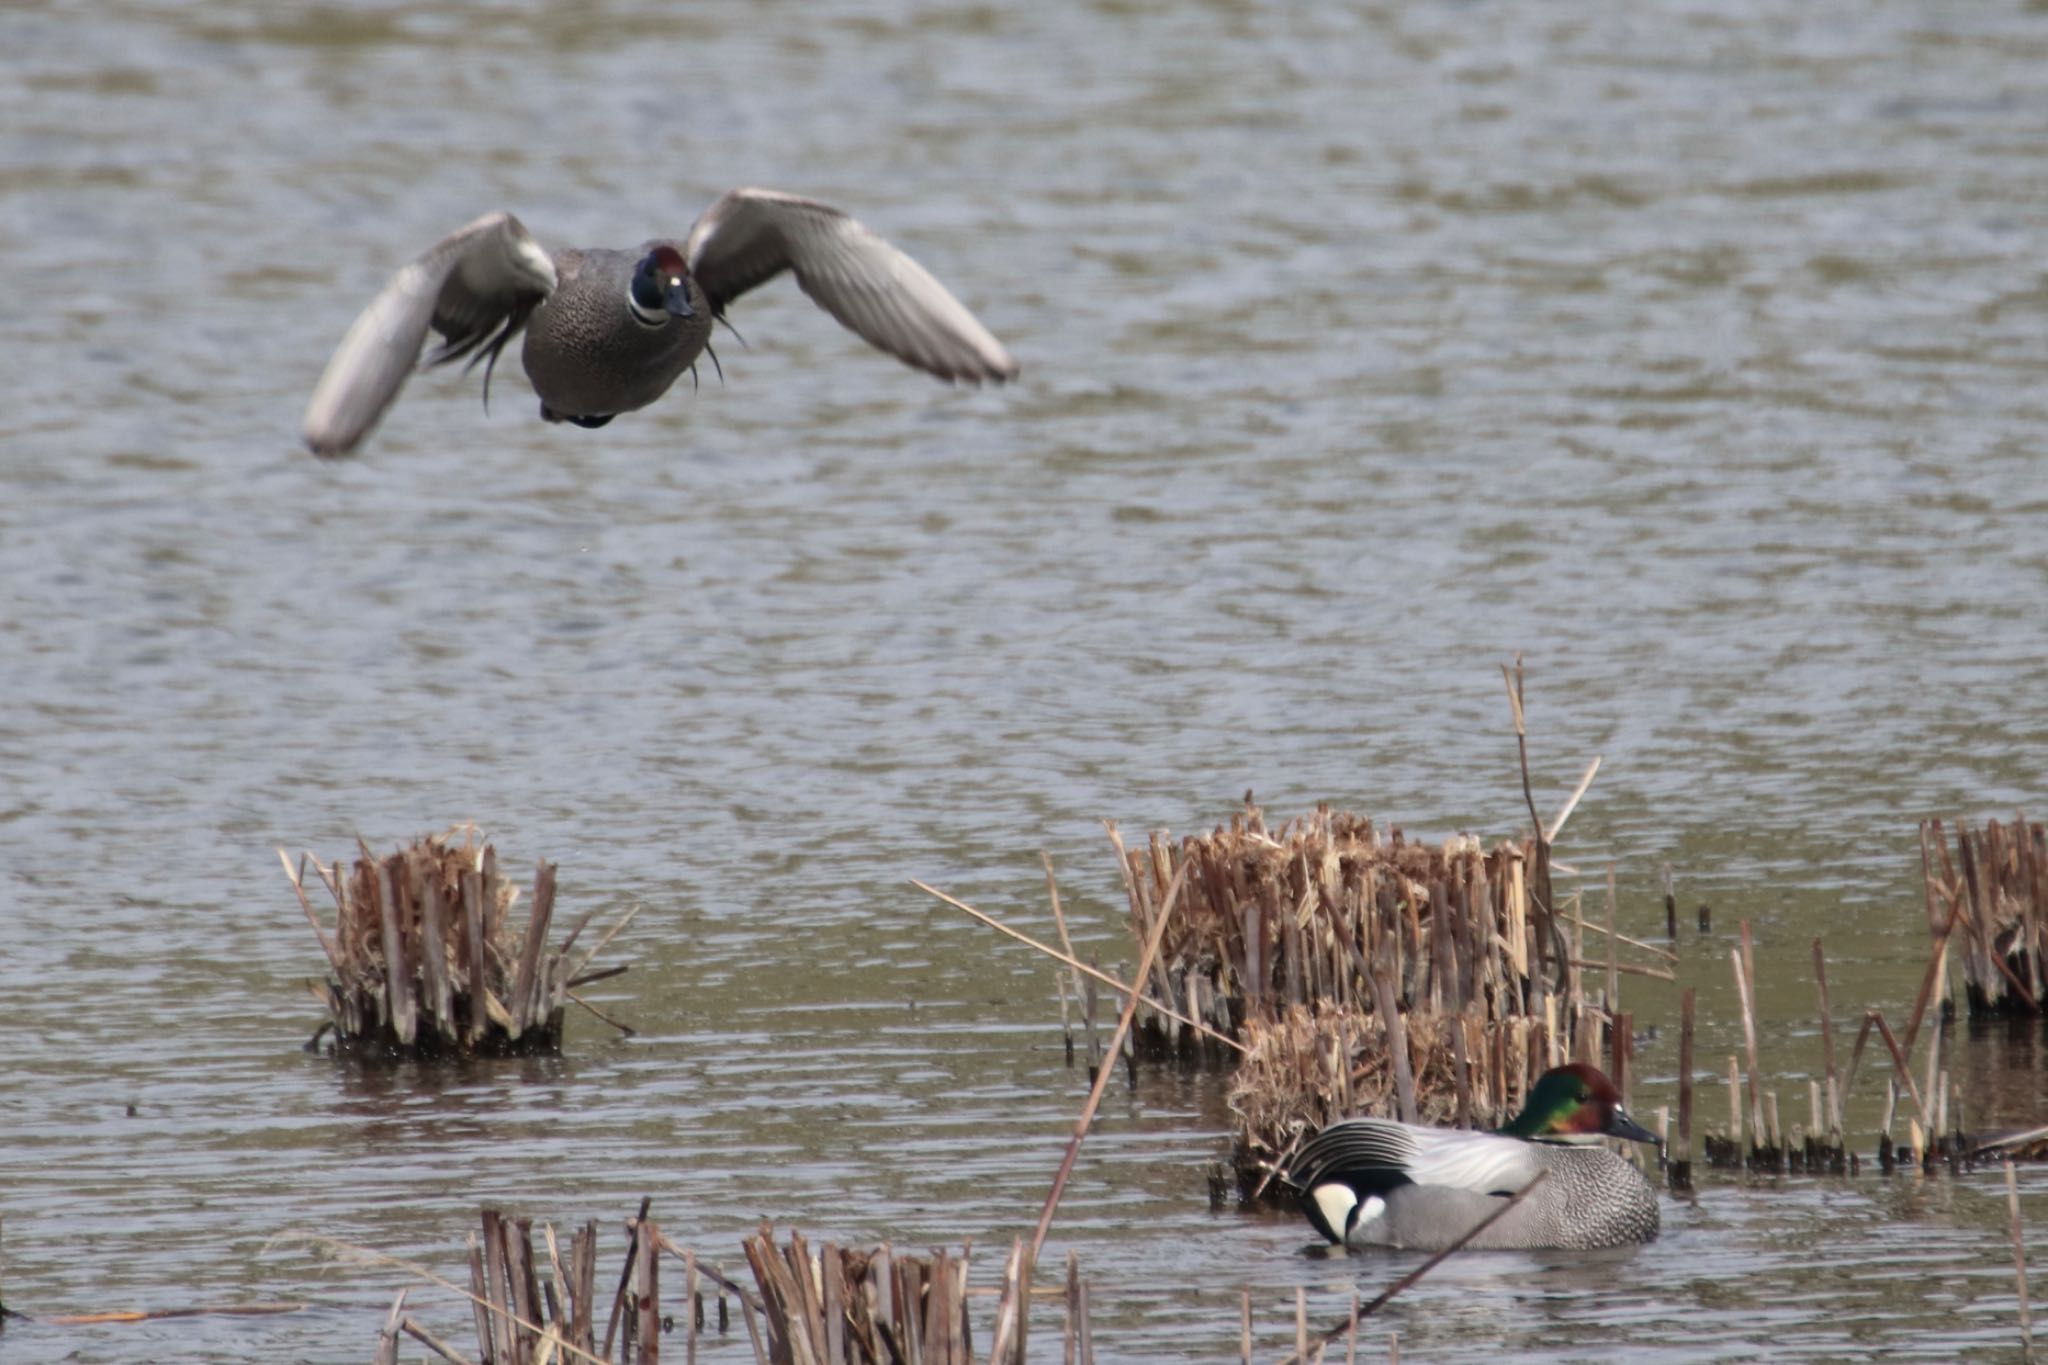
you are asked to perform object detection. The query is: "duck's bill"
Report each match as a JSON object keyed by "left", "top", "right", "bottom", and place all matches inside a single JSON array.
[{"left": 1607, "top": 1108, "right": 1662, "bottom": 1145}]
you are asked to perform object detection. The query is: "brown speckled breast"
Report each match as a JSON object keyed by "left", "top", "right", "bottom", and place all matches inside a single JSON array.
[{"left": 520, "top": 245, "right": 715, "bottom": 420}]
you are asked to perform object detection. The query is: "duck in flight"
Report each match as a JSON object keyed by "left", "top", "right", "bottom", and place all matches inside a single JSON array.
[{"left": 302, "top": 187, "right": 1018, "bottom": 457}]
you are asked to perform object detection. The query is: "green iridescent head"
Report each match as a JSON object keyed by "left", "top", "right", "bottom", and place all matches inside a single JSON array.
[{"left": 1501, "top": 1063, "right": 1660, "bottom": 1144}]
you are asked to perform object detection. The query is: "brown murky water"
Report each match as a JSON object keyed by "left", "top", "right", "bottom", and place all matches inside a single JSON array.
[{"left": 5, "top": 0, "right": 2048, "bottom": 1359}]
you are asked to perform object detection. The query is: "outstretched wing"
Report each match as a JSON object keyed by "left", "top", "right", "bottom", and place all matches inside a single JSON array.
[
  {"left": 1286, "top": 1120, "right": 1541, "bottom": 1197},
  {"left": 302, "top": 212, "right": 557, "bottom": 457},
  {"left": 683, "top": 187, "right": 1018, "bottom": 385}
]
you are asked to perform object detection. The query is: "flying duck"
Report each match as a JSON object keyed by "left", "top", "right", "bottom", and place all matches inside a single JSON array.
[{"left": 302, "top": 187, "right": 1018, "bottom": 456}]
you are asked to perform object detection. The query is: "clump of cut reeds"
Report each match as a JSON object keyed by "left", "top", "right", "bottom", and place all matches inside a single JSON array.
[
  {"left": 282, "top": 827, "right": 636, "bottom": 1059},
  {"left": 1920, "top": 816, "right": 2045, "bottom": 1018},
  {"left": 350, "top": 1204, "right": 1098, "bottom": 1365},
  {"left": 1108, "top": 790, "right": 1671, "bottom": 1189},
  {"left": 743, "top": 1225, "right": 1004, "bottom": 1365}
]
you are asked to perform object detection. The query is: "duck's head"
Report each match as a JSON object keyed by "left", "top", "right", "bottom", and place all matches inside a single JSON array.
[
  {"left": 628, "top": 245, "right": 695, "bottom": 324},
  {"left": 1301, "top": 1182, "right": 1381, "bottom": 1247},
  {"left": 1502, "top": 1063, "right": 1660, "bottom": 1145}
]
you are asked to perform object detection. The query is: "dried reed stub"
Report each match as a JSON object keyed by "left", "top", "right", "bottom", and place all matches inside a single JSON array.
[
  {"left": 283, "top": 828, "right": 633, "bottom": 1059},
  {"left": 1921, "top": 816, "right": 2046, "bottom": 1018}
]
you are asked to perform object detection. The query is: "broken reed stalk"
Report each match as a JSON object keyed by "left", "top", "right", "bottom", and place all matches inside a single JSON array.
[
  {"left": 1812, "top": 937, "right": 1841, "bottom": 1142},
  {"left": 1673, "top": 986, "right": 1695, "bottom": 1189},
  {"left": 1568, "top": 957, "right": 1675, "bottom": 983},
  {"left": 1605, "top": 865, "right": 1619, "bottom": 1017},
  {"left": 911, "top": 879, "right": 1243, "bottom": 1055},
  {"left": 985, "top": 1237, "right": 1033, "bottom": 1365},
  {"left": 400, "top": 1314, "right": 475, "bottom": 1365},
  {"left": 1043, "top": 852, "right": 1082, "bottom": 1066},
  {"left": 1736, "top": 923, "right": 1766, "bottom": 1155},
  {"left": 37, "top": 1303, "right": 310, "bottom": 1327},
  {"left": 602, "top": 1196, "right": 653, "bottom": 1359},
  {"left": 375, "top": 1288, "right": 406, "bottom": 1365},
  {"left": 1899, "top": 926, "right": 1955, "bottom": 1063},
  {"left": 1274, "top": 1172, "right": 1551, "bottom": 1365},
  {"left": 1923, "top": 1005, "right": 1945, "bottom": 1152},
  {"left": 1562, "top": 904, "right": 1678, "bottom": 962},
  {"left": 1543, "top": 756, "right": 1603, "bottom": 844},
  {"left": 1866, "top": 1009, "right": 1934, "bottom": 1138},
  {"left": 2009, "top": 1162, "right": 2037, "bottom": 1363},
  {"left": 283, "top": 829, "right": 634, "bottom": 1059},
  {"left": 1027, "top": 863, "right": 1188, "bottom": 1264},
  {"left": 1719, "top": 1054, "right": 1741, "bottom": 1165},
  {"left": 1504, "top": 656, "right": 1543, "bottom": 850}
]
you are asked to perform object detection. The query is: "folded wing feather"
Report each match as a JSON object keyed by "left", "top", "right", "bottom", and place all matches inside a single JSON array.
[{"left": 1288, "top": 1120, "right": 1543, "bottom": 1197}]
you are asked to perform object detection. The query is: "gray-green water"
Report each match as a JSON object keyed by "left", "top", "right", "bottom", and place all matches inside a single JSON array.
[{"left": 5, "top": 0, "right": 2048, "bottom": 1359}]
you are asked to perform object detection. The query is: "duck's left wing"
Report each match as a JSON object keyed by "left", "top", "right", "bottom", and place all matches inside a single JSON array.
[
  {"left": 1287, "top": 1120, "right": 1541, "bottom": 1196},
  {"left": 683, "top": 188, "right": 1018, "bottom": 384},
  {"left": 302, "top": 212, "right": 556, "bottom": 457}
]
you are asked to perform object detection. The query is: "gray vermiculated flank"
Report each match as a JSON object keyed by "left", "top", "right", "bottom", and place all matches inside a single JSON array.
[{"left": 1361, "top": 1145, "right": 1661, "bottom": 1252}]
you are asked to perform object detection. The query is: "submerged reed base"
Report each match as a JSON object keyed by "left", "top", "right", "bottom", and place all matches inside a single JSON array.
[{"left": 282, "top": 828, "right": 636, "bottom": 1060}]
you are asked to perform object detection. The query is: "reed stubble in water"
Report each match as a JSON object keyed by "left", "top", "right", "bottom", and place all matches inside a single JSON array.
[
  {"left": 1921, "top": 816, "right": 2045, "bottom": 1018},
  {"left": 342, "top": 1200, "right": 1045, "bottom": 1365},
  {"left": 281, "top": 828, "right": 636, "bottom": 1059}
]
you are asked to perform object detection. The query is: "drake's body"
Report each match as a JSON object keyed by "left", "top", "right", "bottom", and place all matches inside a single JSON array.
[
  {"left": 1286, "top": 1063, "right": 1661, "bottom": 1252},
  {"left": 519, "top": 246, "right": 714, "bottom": 424}
]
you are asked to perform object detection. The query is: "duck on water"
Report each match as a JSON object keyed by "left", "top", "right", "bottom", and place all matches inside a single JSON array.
[
  {"left": 1284, "top": 1063, "right": 1662, "bottom": 1252},
  {"left": 302, "top": 187, "right": 1018, "bottom": 457}
]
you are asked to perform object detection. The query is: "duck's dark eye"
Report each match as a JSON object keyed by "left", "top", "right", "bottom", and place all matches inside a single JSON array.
[{"left": 630, "top": 260, "right": 663, "bottom": 310}]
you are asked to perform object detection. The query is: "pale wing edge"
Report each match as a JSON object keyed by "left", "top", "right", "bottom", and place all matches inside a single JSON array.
[{"left": 302, "top": 212, "right": 553, "bottom": 457}]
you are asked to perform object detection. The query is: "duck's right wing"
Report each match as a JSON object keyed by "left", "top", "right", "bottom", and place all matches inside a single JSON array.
[
  {"left": 1287, "top": 1120, "right": 1542, "bottom": 1197},
  {"left": 683, "top": 188, "right": 1018, "bottom": 385},
  {"left": 302, "top": 212, "right": 558, "bottom": 457}
]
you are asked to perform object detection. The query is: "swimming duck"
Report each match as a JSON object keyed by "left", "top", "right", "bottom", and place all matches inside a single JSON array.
[
  {"left": 1285, "top": 1062, "right": 1661, "bottom": 1251},
  {"left": 302, "top": 188, "right": 1018, "bottom": 457}
]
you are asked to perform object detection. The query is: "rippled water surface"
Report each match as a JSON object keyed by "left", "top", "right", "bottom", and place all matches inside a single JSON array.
[{"left": 6, "top": 0, "right": 2048, "bottom": 1359}]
